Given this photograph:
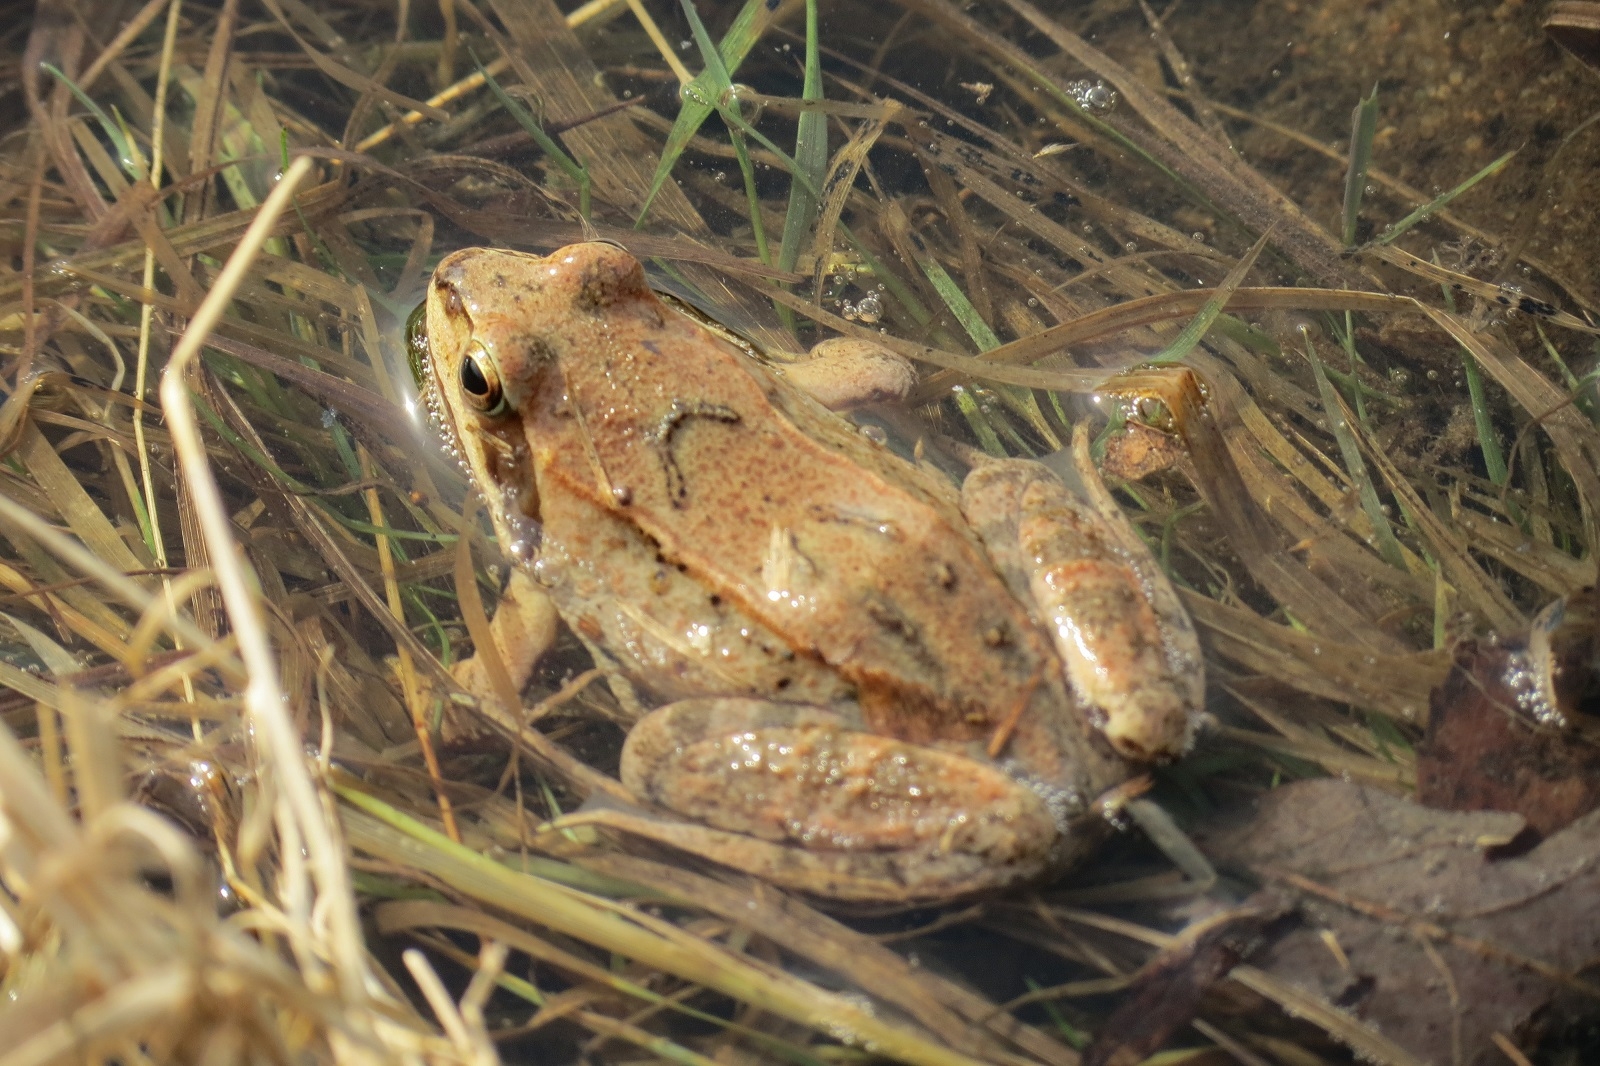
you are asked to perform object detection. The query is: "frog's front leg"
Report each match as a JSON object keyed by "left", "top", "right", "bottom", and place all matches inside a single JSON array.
[
  {"left": 451, "top": 567, "right": 560, "bottom": 704},
  {"left": 778, "top": 337, "right": 917, "bottom": 411},
  {"left": 590, "top": 698, "right": 1061, "bottom": 902}
]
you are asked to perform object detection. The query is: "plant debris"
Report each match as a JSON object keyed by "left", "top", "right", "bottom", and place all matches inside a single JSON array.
[{"left": 1207, "top": 778, "right": 1600, "bottom": 1065}]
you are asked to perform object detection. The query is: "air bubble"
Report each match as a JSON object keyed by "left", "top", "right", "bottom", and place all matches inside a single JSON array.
[{"left": 1065, "top": 78, "right": 1117, "bottom": 114}]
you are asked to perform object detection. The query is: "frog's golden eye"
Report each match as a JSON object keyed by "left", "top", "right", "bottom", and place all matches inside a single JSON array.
[
  {"left": 404, "top": 301, "right": 429, "bottom": 389},
  {"left": 459, "top": 345, "right": 507, "bottom": 416}
]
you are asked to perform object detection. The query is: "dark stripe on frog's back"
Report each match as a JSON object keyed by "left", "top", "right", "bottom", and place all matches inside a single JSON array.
[{"left": 544, "top": 293, "right": 1052, "bottom": 746}]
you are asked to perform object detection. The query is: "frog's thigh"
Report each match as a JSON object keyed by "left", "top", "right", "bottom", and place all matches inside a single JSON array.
[
  {"left": 618, "top": 698, "right": 1059, "bottom": 900},
  {"left": 961, "top": 458, "right": 1196, "bottom": 762},
  {"left": 781, "top": 338, "right": 916, "bottom": 411}
]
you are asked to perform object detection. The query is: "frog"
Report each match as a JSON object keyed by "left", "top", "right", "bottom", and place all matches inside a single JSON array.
[{"left": 410, "top": 241, "right": 1203, "bottom": 903}]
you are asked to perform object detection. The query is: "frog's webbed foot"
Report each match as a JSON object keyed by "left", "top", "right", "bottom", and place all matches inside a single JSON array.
[
  {"left": 588, "top": 698, "right": 1064, "bottom": 903},
  {"left": 780, "top": 338, "right": 916, "bottom": 412}
]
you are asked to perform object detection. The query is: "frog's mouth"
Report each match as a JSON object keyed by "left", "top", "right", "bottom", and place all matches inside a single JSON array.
[
  {"left": 405, "top": 300, "right": 430, "bottom": 394},
  {"left": 406, "top": 295, "right": 549, "bottom": 566},
  {"left": 405, "top": 299, "right": 454, "bottom": 445}
]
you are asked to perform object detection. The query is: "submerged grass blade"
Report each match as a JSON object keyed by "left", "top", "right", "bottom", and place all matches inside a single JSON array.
[
  {"left": 729, "top": 126, "right": 770, "bottom": 265},
  {"left": 1438, "top": 260, "right": 1508, "bottom": 485},
  {"left": 1537, "top": 323, "right": 1600, "bottom": 424},
  {"left": 1341, "top": 85, "right": 1379, "bottom": 246},
  {"left": 918, "top": 255, "right": 1001, "bottom": 351},
  {"left": 677, "top": 0, "right": 826, "bottom": 210},
  {"left": 1372, "top": 149, "right": 1516, "bottom": 246},
  {"left": 1150, "top": 227, "right": 1273, "bottom": 364},
  {"left": 916, "top": 256, "right": 1012, "bottom": 453},
  {"left": 339, "top": 788, "right": 994, "bottom": 1066},
  {"left": 474, "top": 51, "right": 591, "bottom": 218},
  {"left": 917, "top": 253, "right": 1058, "bottom": 449},
  {"left": 1303, "top": 336, "right": 1409, "bottom": 570},
  {"left": 777, "top": 0, "right": 826, "bottom": 275},
  {"left": 1462, "top": 348, "right": 1508, "bottom": 485},
  {"left": 41, "top": 63, "right": 141, "bottom": 179},
  {"left": 637, "top": 0, "right": 774, "bottom": 225}
]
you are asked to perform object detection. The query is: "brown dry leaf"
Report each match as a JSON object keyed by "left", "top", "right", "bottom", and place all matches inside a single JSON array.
[
  {"left": 1207, "top": 779, "right": 1600, "bottom": 1064},
  {"left": 1418, "top": 600, "right": 1600, "bottom": 838}
]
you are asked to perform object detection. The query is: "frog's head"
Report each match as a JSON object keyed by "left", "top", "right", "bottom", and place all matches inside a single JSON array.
[
  {"left": 410, "top": 245, "right": 573, "bottom": 562},
  {"left": 410, "top": 242, "right": 663, "bottom": 559},
  {"left": 414, "top": 243, "right": 656, "bottom": 423}
]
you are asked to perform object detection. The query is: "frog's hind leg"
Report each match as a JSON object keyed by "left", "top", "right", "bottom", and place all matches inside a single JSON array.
[
  {"left": 959, "top": 426, "right": 1203, "bottom": 762},
  {"left": 584, "top": 698, "right": 1061, "bottom": 902}
]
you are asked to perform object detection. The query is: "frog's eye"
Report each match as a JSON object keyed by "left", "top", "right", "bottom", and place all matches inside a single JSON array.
[
  {"left": 404, "top": 301, "right": 429, "bottom": 389},
  {"left": 459, "top": 344, "right": 507, "bottom": 416}
]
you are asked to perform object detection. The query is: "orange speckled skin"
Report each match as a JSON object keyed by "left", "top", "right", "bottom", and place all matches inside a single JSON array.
[{"left": 420, "top": 242, "right": 1135, "bottom": 900}]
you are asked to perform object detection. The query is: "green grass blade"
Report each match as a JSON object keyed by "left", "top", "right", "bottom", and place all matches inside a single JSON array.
[
  {"left": 636, "top": 95, "right": 718, "bottom": 226},
  {"left": 1461, "top": 350, "right": 1507, "bottom": 485},
  {"left": 918, "top": 254, "right": 1058, "bottom": 449},
  {"left": 1537, "top": 325, "right": 1600, "bottom": 425},
  {"left": 1373, "top": 149, "right": 1516, "bottom": 246},
  {"left": 41, "top": 62, "right": 139, "bottom": 179},
  {"left": 777, "top": 0, "right": 826, "bottom": 275},
  {"left": 950, "top": 386, "right": 1005, "bottom": 455},
  {"left": 669, "top": 2, "right": 773, "bottom": 262},
  {"left": 679, "top": 0, "right": 739, "bottom": 107},
  {"left": 1436, "top": 257, "right": 1508, "bottom": 485},
  {"left": 677, "top": 0, "right": 829, "bottom": 211},
  {"left": 917, "top": 251, "right": 1004, "bottom": 452},
  {"left": 1537, "top": 323, "right": 1584, "bottom": 392},
  {"left": 473, "top": 50, "right": 590, "bottom": 219},
  {"left": 1342, "top": 312, "right": 1368, "bottom": 422},
  {"left": 728, "top": 127, "right": 770, "bottom": 265},
  {"left": 637, "top": 0, "right": 773, "bottom": 225},
  {"left": 919, "top": 256, "right": 1000, "bottom": 351},
  {"left": 1303, "top": 336, "right": 1409, "bottom": 570},
  {"left": 1150, "top": 226, "right": 1272, "bottom": 364},
  {"left": 1342, "top": 85, "right": 1380, "bottom": 246}
]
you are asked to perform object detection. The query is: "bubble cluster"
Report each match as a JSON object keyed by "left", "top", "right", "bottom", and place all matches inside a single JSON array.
[
  {"left": 841, "top": 290, "right": 884, "bottom": 324},
  {"left": 1065, "top": 78, "right": 1118, "bottom": 115}
]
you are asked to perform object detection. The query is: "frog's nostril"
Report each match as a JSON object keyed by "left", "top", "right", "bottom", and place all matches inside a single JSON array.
[{"left": 433, "top": 275, "right": 467, "bottom": 320}]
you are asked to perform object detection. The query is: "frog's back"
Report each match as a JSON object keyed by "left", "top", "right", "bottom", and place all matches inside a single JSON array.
[{"left": 509, "top": 243, "right": 1061, "bottom": 750}]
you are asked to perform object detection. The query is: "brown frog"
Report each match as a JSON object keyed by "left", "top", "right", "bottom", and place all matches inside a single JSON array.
[{"left": 411, "top": 242, "right": 1202, "bottom": 903}]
